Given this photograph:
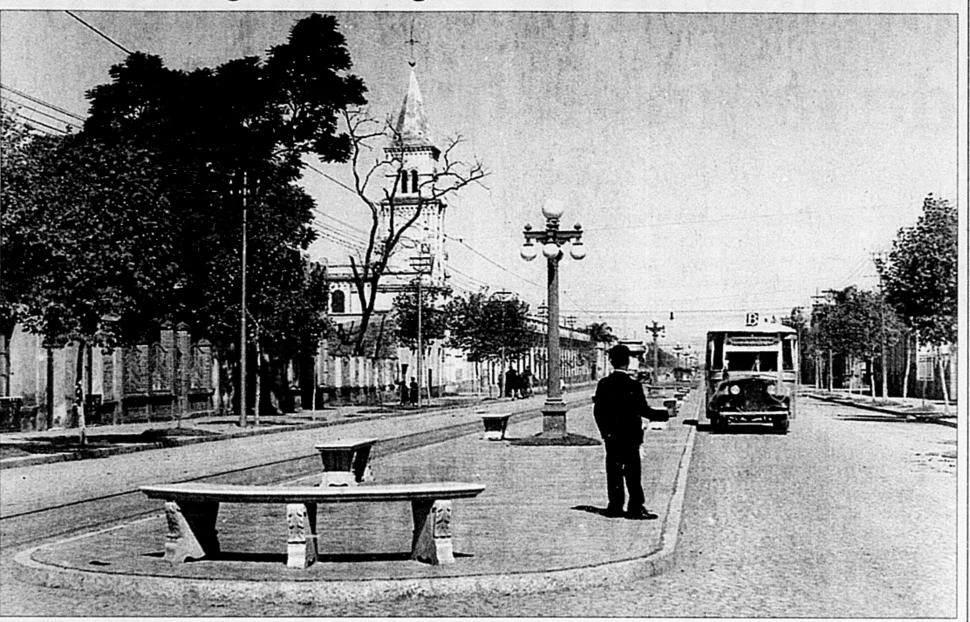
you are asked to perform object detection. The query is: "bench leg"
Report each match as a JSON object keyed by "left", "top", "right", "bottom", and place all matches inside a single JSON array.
[
  {"left": 411, "top": 499, "right": 455, "bottom": 565},
  {"left": 163, "top": 500, "right": 219, "bottom": 564},
  {"left": 286, "top": 503, "right": 318, "bottom": 569}
]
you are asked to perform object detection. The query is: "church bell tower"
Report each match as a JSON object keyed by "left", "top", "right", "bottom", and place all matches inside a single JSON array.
[{"left": 380, "top": 65, "right": 447, "bottom": 286}]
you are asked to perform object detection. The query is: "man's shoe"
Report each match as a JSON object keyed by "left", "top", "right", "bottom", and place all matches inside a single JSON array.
[
  {"left": 603, "top": 506, "right": 625, "bottom": 518},
  {"left": 625, "top": 507, "right": 658, "bottom": 520}
]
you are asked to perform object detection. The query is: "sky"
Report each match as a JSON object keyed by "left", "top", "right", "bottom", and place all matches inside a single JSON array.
[{"left": 0, "top": 3, "right": 963, "bottom": 351}]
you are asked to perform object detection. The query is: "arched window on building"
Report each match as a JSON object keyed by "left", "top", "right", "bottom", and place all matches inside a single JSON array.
[
  {"left": 331, "top": 290, "right": 346, "bottom": 314},
  {"left": 411, "top": 170, "right": 419, "bottom": 194},
  {"left": 399, "top": 169, "right": 408, "bottom": 194}
]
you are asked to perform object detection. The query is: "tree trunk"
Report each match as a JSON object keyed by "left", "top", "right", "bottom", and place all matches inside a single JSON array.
[
  {"left": 869, "top": 357, "right": 876, "bottom": 398},
  {"left": 937, "top": 346, "right": 950, "bottom": 409},
  {"left": 0, "top": 325, "right": 11, "bottom": 398},
  {"left": 827, "top": 350, "right": 833, "bottom": 392},
  {"left": 74, "top": 338, "right": 87, "bottom": 446},
  {"left": 902, "top": 332, "right": 911, "bottom": 398}
]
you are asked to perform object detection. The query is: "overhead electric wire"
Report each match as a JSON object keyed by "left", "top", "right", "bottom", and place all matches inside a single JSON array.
[
  {"left": 0, "top": 83, "right": 86, "bottom": 122},
  {"left": 64, "top": 11, "right": 133, "bottom": 55},
  {"left": 12, "top": 114, "right": 70, "bottom": 136},
  {"left": 3, "top": 100, "right": 83, "bottom": 131}
]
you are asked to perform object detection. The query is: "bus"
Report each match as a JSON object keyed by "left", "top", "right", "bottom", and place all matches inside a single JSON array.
[{"left": 703, "top": 321, "right": 798, "bottom": 433}]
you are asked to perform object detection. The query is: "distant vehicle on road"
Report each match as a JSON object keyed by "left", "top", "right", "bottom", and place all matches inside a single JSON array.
[{"left": 703, "top": 322, "right": 798, "bottom": 433}]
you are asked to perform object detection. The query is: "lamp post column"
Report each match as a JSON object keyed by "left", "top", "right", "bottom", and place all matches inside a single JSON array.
[
  {"left": 645, "top": 319, "right": 665, "bottom": 386},
  {"left": 543, "top": 252, "right": 566, "bottom": 435}
]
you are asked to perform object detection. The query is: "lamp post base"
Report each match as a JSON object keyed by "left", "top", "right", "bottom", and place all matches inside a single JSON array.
[
  {"left": 509, "top": 400, "right": 600, "bottom": 447},
  {"left": 541, "top": 401, "right": 568, "bottom": 437}
]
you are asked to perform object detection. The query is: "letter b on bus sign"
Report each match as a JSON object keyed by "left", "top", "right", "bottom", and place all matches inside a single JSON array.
[{"left": 745, "top": 312, "right": 759, "bottom": 327}]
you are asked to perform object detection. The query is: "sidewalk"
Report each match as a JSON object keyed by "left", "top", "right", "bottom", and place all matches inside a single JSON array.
[
  {"left": 0, "top": 394, "right": 496, "bottom": 470},
  {"left": 804, "top": 389, "right": 959, "bottom": 428},
  {"left": 5, "top": 385, "right": 701, "bottom": 606}
]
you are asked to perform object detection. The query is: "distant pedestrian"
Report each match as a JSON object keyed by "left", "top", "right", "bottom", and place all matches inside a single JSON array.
[
  {"left": 409, "top": 377, "right": 419, "bottom": 406},
  {"left": 504, "top": 368, "right": 518, "bottom": 398},
  {"left": 519, "top": 368, "right": 533, "bottom": 398},
  {"left": 593, "top": 344, "right": 655, "bottom": 519},
  {"left": 400, "top": 379, "right": 409, "bottom": 406}
]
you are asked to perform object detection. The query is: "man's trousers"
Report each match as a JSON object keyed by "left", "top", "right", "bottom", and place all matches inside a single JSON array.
[{"left": 604, "top": 438, "right": 645, "bottom": 512}]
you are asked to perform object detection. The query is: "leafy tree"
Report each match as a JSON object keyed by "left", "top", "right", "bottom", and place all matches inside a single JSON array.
[
  {"left": 445, "top": 290, "right": 531, "bottom": 365},
  {"left": 585, "top": 321, "right": 617, "bottom": 344},
  {"left": 876, "top": 194, "right": 957, "bottom": 345},
  {"left": 391, "top": 285, "right": 452, "bottom": 350},
  {"left": 2, "top": 115, "right": 179, "bottom": 435},
  {"left": 876, "top": 194, "right": 957, "bottom": 402},
  {"left": 1, "top": 110, "right": 48, "bottom": 342},
  {"left": 75, "top": 14, "right": 367, "bottom": 415},
  {"left": 809, "top": 287, "right": 904, "bottom": 396}
]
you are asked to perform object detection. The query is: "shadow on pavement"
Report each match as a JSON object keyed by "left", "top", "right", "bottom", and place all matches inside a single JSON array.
[
  {"left": 837, "top": 415, "right": 911, "bottom": 423},
  {"left": 703, "top": 424, "right": 788, "bottom": 436},
  {"left": 570, "top": 505, "right": 659, "bottom": 520},
  {"left": 508, "top": 433, "right": 601, "bottom": 446}
]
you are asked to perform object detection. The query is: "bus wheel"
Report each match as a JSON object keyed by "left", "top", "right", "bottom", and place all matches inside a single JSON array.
[{"left": 773, "top": 415, "right": 789, "bottom": 434}]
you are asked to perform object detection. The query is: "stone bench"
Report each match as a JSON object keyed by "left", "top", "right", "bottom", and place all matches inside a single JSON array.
[
  {"left": 141, "top": 481, "right": 485, "bottom": 568},
  {"left": 314, "top": 438, "right": 377, "bottom": 486},
  {"left": 480, "top": 413, "right": 512, "bottom": 440},
  {"left": 663, "top": 399, "right": 678, "bottom": 418}
]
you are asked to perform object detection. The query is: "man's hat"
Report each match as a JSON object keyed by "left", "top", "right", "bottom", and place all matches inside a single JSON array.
[{"left": 608, "top": 344, "right": 631, "bottom": 361}]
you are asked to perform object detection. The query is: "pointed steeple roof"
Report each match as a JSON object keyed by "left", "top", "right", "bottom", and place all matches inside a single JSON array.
[{"left": 393, "top": 69, "right": 435, "bottom": 150}]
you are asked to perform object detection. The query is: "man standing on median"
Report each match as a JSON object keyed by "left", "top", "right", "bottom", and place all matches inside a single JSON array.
[{"left": 593, "top": 344, "right": 656, "bottom": 519}]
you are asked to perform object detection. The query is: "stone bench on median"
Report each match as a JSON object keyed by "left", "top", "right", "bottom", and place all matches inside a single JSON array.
[
  {"left": 314, "top": 437, "right": 377, "bottom": 486},
  {"left": 141, "top": 481, "right": 486, "bottom": 568},
  {"left": 663, "top": 399, "right": 678, "bottom": 418},
  {"left": 480, "top": 413, "right": 512, "bottom": 440}
]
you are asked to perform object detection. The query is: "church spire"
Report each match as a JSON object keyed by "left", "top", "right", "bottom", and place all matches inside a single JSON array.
[{"left": 393, "top": 68, "right": 435, "bottom": 151}]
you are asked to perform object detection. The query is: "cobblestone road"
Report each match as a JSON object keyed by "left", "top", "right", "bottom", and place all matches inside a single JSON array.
[{"left": 326, "top": 398, "right": 958, "bottom": 617}]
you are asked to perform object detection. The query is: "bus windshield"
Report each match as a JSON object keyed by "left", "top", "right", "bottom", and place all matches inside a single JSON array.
[{"left": 724, "top": 351, "right": 778, "bottom": 372}]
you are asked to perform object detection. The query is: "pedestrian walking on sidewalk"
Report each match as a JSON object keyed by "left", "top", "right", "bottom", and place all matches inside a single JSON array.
[
  {"left": 409, "top": 377, "right": 419, "bottom": 407},
  {"left": 593, "top": 344, "right": 656, "bottom": 520},
  {"left": 504, "top": 368, "right": 519, "bottom": 398}
]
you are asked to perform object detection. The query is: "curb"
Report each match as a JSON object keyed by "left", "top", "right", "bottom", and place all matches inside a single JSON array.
[
  {"left": 8, "top": 392, "right": 701, "bottom": 605},
  {"left": 806, "top": 393, "right": 958, "bottom": 428}
]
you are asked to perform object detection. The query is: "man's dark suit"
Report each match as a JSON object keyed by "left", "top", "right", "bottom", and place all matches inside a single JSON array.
[{"left": 593, "top": 370, "right": 652, "bottom": 514}]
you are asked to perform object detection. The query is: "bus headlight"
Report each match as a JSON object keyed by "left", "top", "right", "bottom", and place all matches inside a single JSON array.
[{"left": 729, "top": 385, "right": 741, "bottom": 395}]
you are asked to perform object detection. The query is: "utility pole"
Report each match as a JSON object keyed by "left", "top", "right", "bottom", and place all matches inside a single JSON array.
[
  {"left": 409, "top": 246, "right": 434, "bottom": 408},
  {"left": 238, "top": 172, "right": 248, "bottom": 427}
]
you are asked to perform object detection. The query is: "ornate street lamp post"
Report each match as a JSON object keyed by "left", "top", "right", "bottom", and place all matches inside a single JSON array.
[
  {"left": 520, "top": 199, "right": 586, "bottom": 438},
  {"left": 645, "top": 318, "right": 665, "bottom": 386}
]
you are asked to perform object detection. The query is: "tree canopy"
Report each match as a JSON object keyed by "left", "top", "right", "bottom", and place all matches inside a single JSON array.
[
  {"left": 876, "top": 194, "right": 957, "bottom": 346},
  {"left": 391, "top": 285, "right": 452, "bottom": 350},
  {"left": 73, "top": 13, "right": 366, "bottom": 358},
  {"left": 1, "top": 111, "right": 176, "bottom": 348},
  {"left": 584, "top": 321, "right": 616, "bottom": 344},
  {"left": 445, "top": 291, "right": 532, "bottom": 363}
]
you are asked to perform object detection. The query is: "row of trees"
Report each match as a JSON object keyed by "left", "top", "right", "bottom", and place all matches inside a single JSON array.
[
  {"left": 789, "top": 194, "right": 957, "bottom": 402},
  {"left": 391, "top": 288, "right": 615, "bottom": 370},
  {"left": 1, "top": 15, "right": 367, "bottom": 415}
]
